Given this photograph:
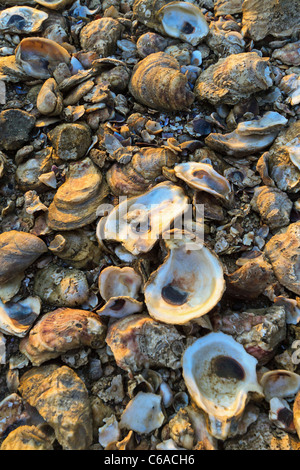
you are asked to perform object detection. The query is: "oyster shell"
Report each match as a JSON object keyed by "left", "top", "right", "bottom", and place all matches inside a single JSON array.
[
  {"left": 182, "top": 332, "right": 262, "bottom": 440},
  {"left": 106, "top": 314, "right": 184, "bottom": 375},
  {"left": 133, "top": 0, "right": 209, "bottom": 45},
  {"left": 264, "top": 222, "right": 300, "bottom": 295},
  {"left": 37, "top": 78, "right": 63, "bottom": 116},
  {"left": 1, "top": 426, "right": 54, "bottom": 451},
  {"left": 18, "top": 364, "right": 93, "bottom": 450},
  {"left": 15, "top": 37, "right": 71, "bottom": 79},
  {"left": 80, "top": 18, "right": 124, "bottom": 57},
  {"left": 129, "top": 52, "right": 194, "bottom": 111},
  {"left": 250, "top": 186, "right": 293, "bottom": 230},
  {"left": 205, "top": 130, "right": 278, "bottom": 157},
  {"left": 214, "top": 0, "right": 243, "bottom": 15},
  {"left": 144, "top": 232, "right": 225, "bottom": 325},
  {"left": 174, "top": 161, "right": 233, "bottom": 205},
  {"left": 260, "top": 370, "right": 300, "bottom": 401},
  {"left": 97, "top": 181, "right": 189, "bottom": 256},
  {"left": 236, "top": 112, "right": 288, "bottom": 136},
  {"left": 0, "top": 231, "right": 47, "bottom": 284},
  {"left": 97, "top": 297, "right": 144, "bottom": 319},
  {"left": 48, "top": 158, "right": 109, "bottom": 231},
  {"left": 0, "top": 297, "right": 41, "bottom": 338},
  {"left": 34, "top": 0, "right": 76, "bottom": 10},
  {"left": 19, "top": 308, "right": 106, "bottom": 366},
  {"left": 0, "top": 7, "right": 48, "bottom": 34},
  {"left": 49, "top": 230, "right": 102, "bottom": 268},
  {"left": 195, "top": 52, "right": 273, "bottom": 106},
  {"left": 98, "top": 266, "right": 142, "bottom": 301},
  {"left": 269, "top": 397, "right": 296, "bottom": 433},
  {"left": 120, "top": 392, "right": 164, "bottom": 434}
]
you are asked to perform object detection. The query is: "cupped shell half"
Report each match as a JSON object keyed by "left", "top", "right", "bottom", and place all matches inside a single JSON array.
[
  {"left": 260, "top": 370, "right": 300, "bottom": 401},
  {"left": 0, "top": 7, "right": 48, "bottom": 34},
  {"left": 182, "top": 332, "right": 262, "bottom": 440},
  {"left": 144, "top": 232, "right": 225, "bottom": 324},
  {"left": 34, "top": 0, "right": 76, "bottom": 10},
  {"left": 97, "top": 181, "right": 189, "bottom": 256}
]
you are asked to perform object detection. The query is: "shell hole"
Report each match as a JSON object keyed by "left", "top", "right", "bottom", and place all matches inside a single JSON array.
[
  {"left": 212, "top": 355, "right": 245, "bottom": 381},
  {"left": 161, "top": 284, "right": 188, "bottom": 306}
]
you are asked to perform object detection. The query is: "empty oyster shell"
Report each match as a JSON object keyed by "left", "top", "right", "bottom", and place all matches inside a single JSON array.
[
  {"left": 129, "top": 52, "right": 194, "bottom": 111},
  {"left": 99, "top": 266, "right": 142, "bottom": 301},
  {"left": 15, "top": 37, "right": 71, "bottom": 79},
  {"left": 120, "top": 392, "right": 164, "bottom": 434},
  {"left": 97, "top": 181, "right": 189, "bottom": 256},
  {"left": 144, "top": 232, "right": 225, "bottom": 325},
  {"left": 20, "top": 308, "right": 106, "bottom": 366},
  {"left": 195, "top": 52, "right": 273, "bottom": 106},
  {"left": 260, "top": 370, "right": 300, "bottom": 401},
  {"left": 205, "top": 130, "right": 278, "bottom": 157},
  {"left": 0, "top": 297, "right": 41, "bottom": 338},
  {"left": 269, "top": 397, "right": 296, "bottom": 433},
  {"left": 34, "top": 0, "right": 76, "bottom": 10},
  {"left": 174, "top": 162, "right": 233, "bottom": 205},
  {"left": 182, "top": 332, "right": 262, "bottom": 440},
  {"left": 48, "top": 158, "right": 109, "bottom": 231},
  {"left": 18, "top": 365, "right": 93, "bottom": 450},
  {"left": 97, "top": 297, "right": 144, "bottom": 319},
  {"left": 133, "top": 0, "right": 208, "bottom": 45},
  {"left": 236, "top": 112, "right": 288, "bottom": 136},
  {"left": 106, "top": 314, "right": 184, "bottom": 375},
  {"left": 0, "top": 7, "right": 48, "bottom": 34}
]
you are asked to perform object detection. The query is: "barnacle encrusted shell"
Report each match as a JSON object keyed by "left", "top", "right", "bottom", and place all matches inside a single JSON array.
[
  {"left": 80, "top": 18, "right": 124, "bottom": 57},
  {"left": 174, "top": 162, "right": 233, "bottom": 204},
  {"left": 34, "top": 0, "right": 76, "bottom": 10},
  {"left": 144, "top": 233, "right": 225, "bottom": 325},
  {"left": 99, "top": 266, "right": 142, "bottom": 301},
  {"left": 20, "top": 308, "right": 106, "bottom": 366},
  {"left": 242, "top": 0, "right": 300, "bottom": 41},
  {"left": 1, "top": 426, "right": 54, "bottom": 451},
  {"left": 97, "top": 182, "right": 189, "bottom": 256},
  {"left": 48, "top": 158, "right": 109, "bottom": 231},
  {"left": 15, "top": 37, "right": 71, "bottom": 79},
  {"left": 133, "top": 0, "right": 209, "bottom": 45},
  {"left": 264, "top": 222, "right": 300, "bottom": 295},
  {"left": 120, "top": 392, "right": 165, "bottom": 433},
  {"left": 250, "top": 186, "right": 293, "bottom": 230},
  {"left": 182, "top": 332, "right": 262, "bottom": 440},
  {"left": 107, "top": 146, "right": 179, "bottom": 196},
  {"left": 18, "top": 364, "right": 93, "bottom": 450},
  {"left": 0, "top": 231, "right": 47, "bottom": 284},
  {"left": 214, "top": 0, "right": 243, "bottom": 15},
  {"left": 49, "top": 230, "right": 101, "bottom": 268},
  {"left": 106, "top": 314, "right": 184, "bottom": 375},
  {"left": 129, "top": 52, "right": 194, "bottom": 111},
  {"left": 0, "top": 7, "right": 48, "bottom": 34},
  {"left": 195, "top": 52, "right": 273, "bottom": 106}
]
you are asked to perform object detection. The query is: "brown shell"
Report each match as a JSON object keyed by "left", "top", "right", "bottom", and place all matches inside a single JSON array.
[
  {"left": 18, "top": 364, "right": 93, "bottom": 450},
  {"left": 20, "top": 308, "right": 106, "bottom": 366},
  {"left": 0, "top": 231, "right": 47, "bottom": 284},
  {"left": 1, "top": 425, "right": 54, "bottom": 451},
  {"left": 129, "top": 52, "right": 195, "bottom": 111}
]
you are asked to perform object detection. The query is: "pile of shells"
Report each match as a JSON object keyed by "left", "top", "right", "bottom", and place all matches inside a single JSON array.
[{"left": 0, "top": 0, "right": 300, "bottom": 452}]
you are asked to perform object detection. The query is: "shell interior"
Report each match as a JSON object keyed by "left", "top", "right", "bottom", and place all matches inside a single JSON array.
[
  {"left": 158, "top": 2, "right": 209, "bottom": 46},
  {"left": 261, "top": 370, "right": 300, "bottom": 401},
  {"left": 0, "top": 7, "right": 48, "bottom": 33}
]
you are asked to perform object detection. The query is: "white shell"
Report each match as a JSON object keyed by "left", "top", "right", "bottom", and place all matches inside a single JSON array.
[
  {"left": 236, "top": 112, "right": 288, "bottom": 136},
  {"left": 98, "top": 415, "right": 120, "bottom": 448},
  {"left": 97, "top": 297, "right": 143, "bottom": 319},
  {"left": 0, "top": 7, "right": 48, "bottom": 34},
  {"left": 158, "top": 2, "right": 209, "bottom": 46},
  {"left": 174, "top": 161, "right": 233, "bottom": 203},
  {"left": 182, "top": 332, "right": 262, "bottom": 440},
  {"left": 260, "top": 370, "right": 300, "bottom": 401},
  {"left": 97, "top": 182, "right": 189, "bottom": 256},
  {"left": 98, "top": 266, "right": 142, "bottom": 301},
  {"left": 120, "top": 392, "right": 164, "bottom": 433},
  {"left": 0, "top": 297, "right": 41, "bottom": 337},
  {"left": 285, "top": 138, "right": 300, "bottom": 170},
  {"left": 144, "top": 233, "right": 225, "bottom": 324}
]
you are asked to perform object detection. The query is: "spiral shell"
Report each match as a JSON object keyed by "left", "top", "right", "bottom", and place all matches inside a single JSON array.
[{"left": 129, "top": 52, "right": 194, "bottom": 111}]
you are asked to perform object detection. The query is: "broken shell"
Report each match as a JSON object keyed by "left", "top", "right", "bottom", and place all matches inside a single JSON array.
[
  {"left": 133, "top": 0, "right": 208, "bottom": 46},
  {"left": 269, "top": 397, "right": 296, "bottom": 433},
  {"left": 1, "top": 425, "right": 54, "bottom": 451},
  {"left": 97, "top": 182, "right": 189, "bottom": 256},
  {"left": 33, "top": 265, "right": 89, "bottom": 307},
  {"left": 260, "top": 370, "right": 300, "bottom": 401},
  {"left": 129, "top": 52, "right": 194, "bottom": 111},
  {"left": 0, "top": 230, "right": 47, "bottom": 284},
  {"left": 34, "top": 0, "right": 76, "bottom": 10},
  {"left": 0, "top": 7, "right": 48, "bottom": 34},
  {"left": 37, "top": 78, "right": 63, "bottom": 116},
  {"left": 0, "top": 297, "right": 41, "bottom": 338},
  {"left": 15, "top": 37, "right": 71, "bottom": 79},
  {"left": 242, "top": 0, "right": 300, "bottom": 41},
  {"left": 106, "top": 314, "right": 184, "bottom": 375},
  {"left": 273, "top": 41, "right": 300, "bottom": 67},
  {"left": 169, "top": 408, "right": 194, "bottom": 449},
  {"left": 182, "top": 332, "right": 262, "bottom": 440},
  {"left": 174, "top": 162, "right": 233, "bottom": 205},
  {"left": 274, "top": 296, "right": 300, "bottom": 325},
  {"left": 98, "top": 415, "right": 120, "bottom": 448},
  {"left": 250, "top": 186, "right": 293, "bottom": 230},
  {"left": 98, "top": 266, "right": 142, "bottom": 301},
  {"left": 264, "top": 222, "right": 300, "bottom": 295},
  {"left": 144, "top": 233, "right": 225, "bottom": 325},
  {"left": 195, "top": 52, "right": 273, "bottom": 106},
  {"left": 48, "top": 158, "right": 109, "bottom": 231},
  {"left": 18, "top": 365, "right": 93, "bottom": 450},
  {"left": 207, "top": 21, "right": 245, "bottom": 58},
  {"left": 120, "top": 392, "right": 164, "bottom": 434},
  {"left": 293, "top": 390, "right": 300, "bottom": 439},
  {"left": 19, "top": 307, "right": 106, "bottom": 366},
  {"left": 107, "top": 146, "right": 179, "bottom": 196},
  {"left": 156, "top": 439, "right": 185, "bottom": 450}
]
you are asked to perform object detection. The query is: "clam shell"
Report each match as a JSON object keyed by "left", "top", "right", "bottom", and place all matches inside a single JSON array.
[{"left": 129, "top": 52, "right": 194, "bottom": 111}]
